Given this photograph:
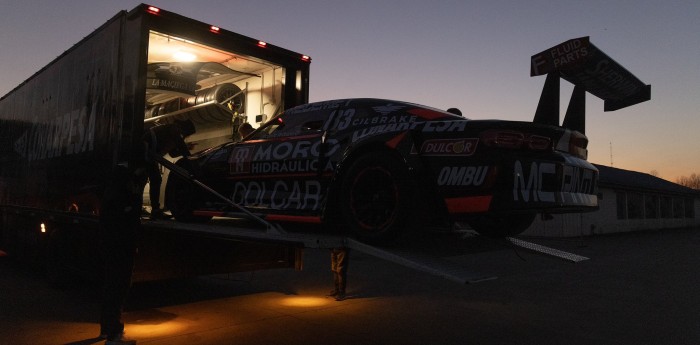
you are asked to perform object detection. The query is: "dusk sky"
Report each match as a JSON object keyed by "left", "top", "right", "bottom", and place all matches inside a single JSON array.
[{"left": 1, "top": 0, "right": 698, "bottom": 181}]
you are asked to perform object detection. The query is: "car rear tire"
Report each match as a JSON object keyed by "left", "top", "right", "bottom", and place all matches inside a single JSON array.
[
  {"left": 164, "top": 161, "right": 213, "bottom": 223},
  {"left": 467, "top": 213, "right": 536, "bottom": 238},
  {"left": 340, "top": 152, "right": 414, "bottom": 245}
]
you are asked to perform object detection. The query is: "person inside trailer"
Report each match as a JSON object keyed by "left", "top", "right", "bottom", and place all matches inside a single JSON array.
[{"left": 142, "top": 119, "right": 196, "bottom": 219}]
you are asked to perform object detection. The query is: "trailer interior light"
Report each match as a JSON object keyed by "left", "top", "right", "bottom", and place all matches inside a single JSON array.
[
  {"left": 40, "top": 223, "right": 46, "bottom": 233},
  {"left": 146, "top": 6, "right": 160, "bottom": 14},
  {"left": 173, "top": 51, "right": 197, "bottom": 62},
  {"left": 257, "top": 41, "right": 267, "bottom": 48},
  {"left": 209, "top": 25, "right": 220, "bottom": 33}
]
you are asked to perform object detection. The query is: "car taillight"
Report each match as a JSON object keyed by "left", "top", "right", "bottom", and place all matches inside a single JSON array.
[{"left": 481, "top": 130, "right": 552, "bottom": 151}]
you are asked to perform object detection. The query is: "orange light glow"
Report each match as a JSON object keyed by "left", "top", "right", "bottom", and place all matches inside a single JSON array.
[
  {"left": 125, "top": 320, "right": 188, "bottom": 338},
  {"left": 40, "top": 223, "right": 46, "bottom": 233},
  {"left": 280, "top": 296, "right": 331, "bottom": 308}
]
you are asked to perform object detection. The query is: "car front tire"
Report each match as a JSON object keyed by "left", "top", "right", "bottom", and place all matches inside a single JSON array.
[{"left": 339, "top": 152, "right": 415, "bottom": 245}]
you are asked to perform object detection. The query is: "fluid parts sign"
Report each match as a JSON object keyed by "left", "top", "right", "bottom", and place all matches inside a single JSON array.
[{"left": 531, "top": 37, "right": 590, "bottom": 76}]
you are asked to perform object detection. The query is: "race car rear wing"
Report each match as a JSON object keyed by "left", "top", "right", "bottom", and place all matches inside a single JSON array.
[{"left": 530, "top": 36, "right": 651, "bottom": 133}]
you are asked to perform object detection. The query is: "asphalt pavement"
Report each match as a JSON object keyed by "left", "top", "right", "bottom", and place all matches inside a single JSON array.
[{"left": 1, "top": 227, "right": 699, "bottom": 345}]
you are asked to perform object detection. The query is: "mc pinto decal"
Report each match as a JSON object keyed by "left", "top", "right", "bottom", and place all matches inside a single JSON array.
[
  {"left": 437, "top": 166, "right": 488, "bottom": 186},
  {"left": 421, "top": 138, "right": 478, "bottom": 156},
  {"left": 231, "top": 180, "right": 322, "bottom": 211},
  {"left": 513, "top": 161, "right": 595, "bottom": 203}
]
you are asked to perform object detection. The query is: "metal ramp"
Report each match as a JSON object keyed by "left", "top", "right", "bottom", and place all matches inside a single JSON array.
[
  {"left": 505, "top": 237, "right": 589, "bottom": 263},
  {"left": 345, "top": 238, "right": 497, "bottom": 284},
  {"left": 149, "top": 218, "right": 589, "bottom": 284}
]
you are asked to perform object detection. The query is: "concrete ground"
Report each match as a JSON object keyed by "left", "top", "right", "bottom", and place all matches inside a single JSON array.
[{"left": 1, "top": 227, "right": 699, "bottom": 345}]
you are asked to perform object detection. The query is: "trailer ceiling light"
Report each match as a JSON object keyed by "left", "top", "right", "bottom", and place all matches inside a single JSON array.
[
  {"left": 209, "top": 25, "right": 220, "bottom": 33},
  {"left": 173, "top": 51, "right": 197, "bottom": 62},
  {"left": 257, "top": 41, "right": 267, "bottom": 48},
  {"left": 146, "top": 6, "right": 160, "bottom": 14}
]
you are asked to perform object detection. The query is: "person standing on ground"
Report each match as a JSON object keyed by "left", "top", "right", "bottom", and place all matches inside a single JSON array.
[
  {"left": 328, "top": 247, "right": 349, "bottom": 301},
  {"left": 99, "top": 163, "right": 146, "bottom": 345}
]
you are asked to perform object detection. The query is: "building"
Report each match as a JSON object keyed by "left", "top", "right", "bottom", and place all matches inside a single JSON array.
[{"left": 524, "top": 164, "right": 700, "bottom": 237}]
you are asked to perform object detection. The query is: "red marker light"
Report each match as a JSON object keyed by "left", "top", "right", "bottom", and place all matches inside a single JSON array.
[
  {"left": 257, "top": 41, "right": 267, "bottom": 48},
  {"left": 146, "top": 6, "right": 160, "bottom": 14},
  {"left": 301, "top": 55, "right": 311, "bottom": 62},
  {"left": 210, "top": 25, "right": 220, "bottom": 33}
]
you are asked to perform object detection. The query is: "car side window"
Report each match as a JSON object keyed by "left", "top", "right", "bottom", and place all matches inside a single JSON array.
[{"left": 253, "top": 111, "right": 326, "bottom": 139}]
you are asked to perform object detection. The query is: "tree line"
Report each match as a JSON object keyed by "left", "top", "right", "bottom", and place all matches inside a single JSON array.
[{"left": 676, "top": 173, "right": 700, "bottom": 190}]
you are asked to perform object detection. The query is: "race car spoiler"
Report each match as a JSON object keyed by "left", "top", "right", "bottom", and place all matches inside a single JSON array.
[{"left": 530, "top": 36, "right": 651, "bottom": 133}]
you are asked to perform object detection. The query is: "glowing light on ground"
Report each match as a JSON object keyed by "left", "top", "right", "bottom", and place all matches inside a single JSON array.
[
  {"left": 279, "top": 296, "right": 332, "bottom": 308},
  {"left": 125, "top": 320, "right": 189, "bottom": 338}
]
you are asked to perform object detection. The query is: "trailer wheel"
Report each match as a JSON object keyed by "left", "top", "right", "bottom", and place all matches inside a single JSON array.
[
  {"left": 340, "top": 152, "right": 415, "bottom": 245},
  {"left": 165, "top": 164, "right": 213, "bottom": 223},
  {"left": 467, "top": 213, "right": 536, "bottom": 238}
]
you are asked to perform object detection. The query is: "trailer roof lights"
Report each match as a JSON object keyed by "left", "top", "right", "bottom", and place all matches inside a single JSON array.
[
  {"left": 301, "top": 55, "right": 311, "bottom": 62},
  {"left": 257, "top": 41, "right": 267, "bottom": 48},
  {"left": 209, "top": 25, "right": 220, "bottom": 33},
  {"left": 146, "top": 6, "right": 160, "bottom": 15}
]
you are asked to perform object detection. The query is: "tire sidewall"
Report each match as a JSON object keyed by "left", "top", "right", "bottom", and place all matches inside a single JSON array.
[{"left": 340, "top": 151, "right": 413, "bottom": 244}]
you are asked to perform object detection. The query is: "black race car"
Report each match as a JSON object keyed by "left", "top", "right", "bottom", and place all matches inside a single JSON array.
[{"left": 165, "top": 37, "right": 650, "bottom": 244}]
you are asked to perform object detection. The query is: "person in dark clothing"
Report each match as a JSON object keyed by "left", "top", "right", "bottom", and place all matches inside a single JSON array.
[
  {"left": 99, "top": 164, "right": 146, "bottom": 345},
  {"left": 237, "top": 122, "right": 254, "bottom": 140},
  {"left": 142, "top": 119, "right": 195, "bottom": 219},
  {"left": 328, "top": 247, "right": 349, "bottom": 301}
]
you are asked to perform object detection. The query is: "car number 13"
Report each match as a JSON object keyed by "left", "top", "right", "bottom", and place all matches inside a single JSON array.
[{"left": 323, "top": 109, "right": 355, "bottom": 132}]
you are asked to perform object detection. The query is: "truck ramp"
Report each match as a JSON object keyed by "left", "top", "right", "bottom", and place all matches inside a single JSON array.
[{"left": 147, "top": 219, "right": 588, "bottom": 284}]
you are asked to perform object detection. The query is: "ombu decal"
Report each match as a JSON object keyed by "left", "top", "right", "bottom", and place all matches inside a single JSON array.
[{"left": 437, "top": 166, "right": 488, "bottom": 186}]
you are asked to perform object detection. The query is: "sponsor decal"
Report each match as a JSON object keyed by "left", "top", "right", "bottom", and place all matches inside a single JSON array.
[
  {"left": 421, "top": 121, "right": 467, "bottom": 133},
  {"left": 230, "top": 147, "right": 254, "bottom": 174},
  {"left": 531, "top": 37, "right": 590, "bottom": 76},
  {"left": 251, "top": 159, "right": 335, "bottom": 174},
  {"left": 351, "top": 117, "right": 419, "bottom": 143},
  {"left": 437, "top": 166, "right": 488, "bottom": 186},
  {"left": 372, "top": 104, "right": 405, "bottom": 116},
  {"left": 231, "top": 180, "right": 322, "bottom": 211},
  {"left": 286, "top": 99, "right": 350, "bottom": 114},
  {"left": 147, "top": 78, "right": 196, "bottom": 95},
  {"left": 575, "top": 60, "right": 642, "bottom": 97},
  {"left": 420, "top": 138, "right": 478, "bottom": 156},
  {"left": 14, "top": 104, "right": 97, "bottom": 162},
  {"left": 229, "top": 140, "right": 339, "bottom": 174},
  {"left": 513, "top": 161, "right": 595, "bottom": 203},
  {"left": 352, "top": 114, "right": 416, "bottom": 127},
  {"left": 323, "top": 109, "right": 355, "bottom": 131}
]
